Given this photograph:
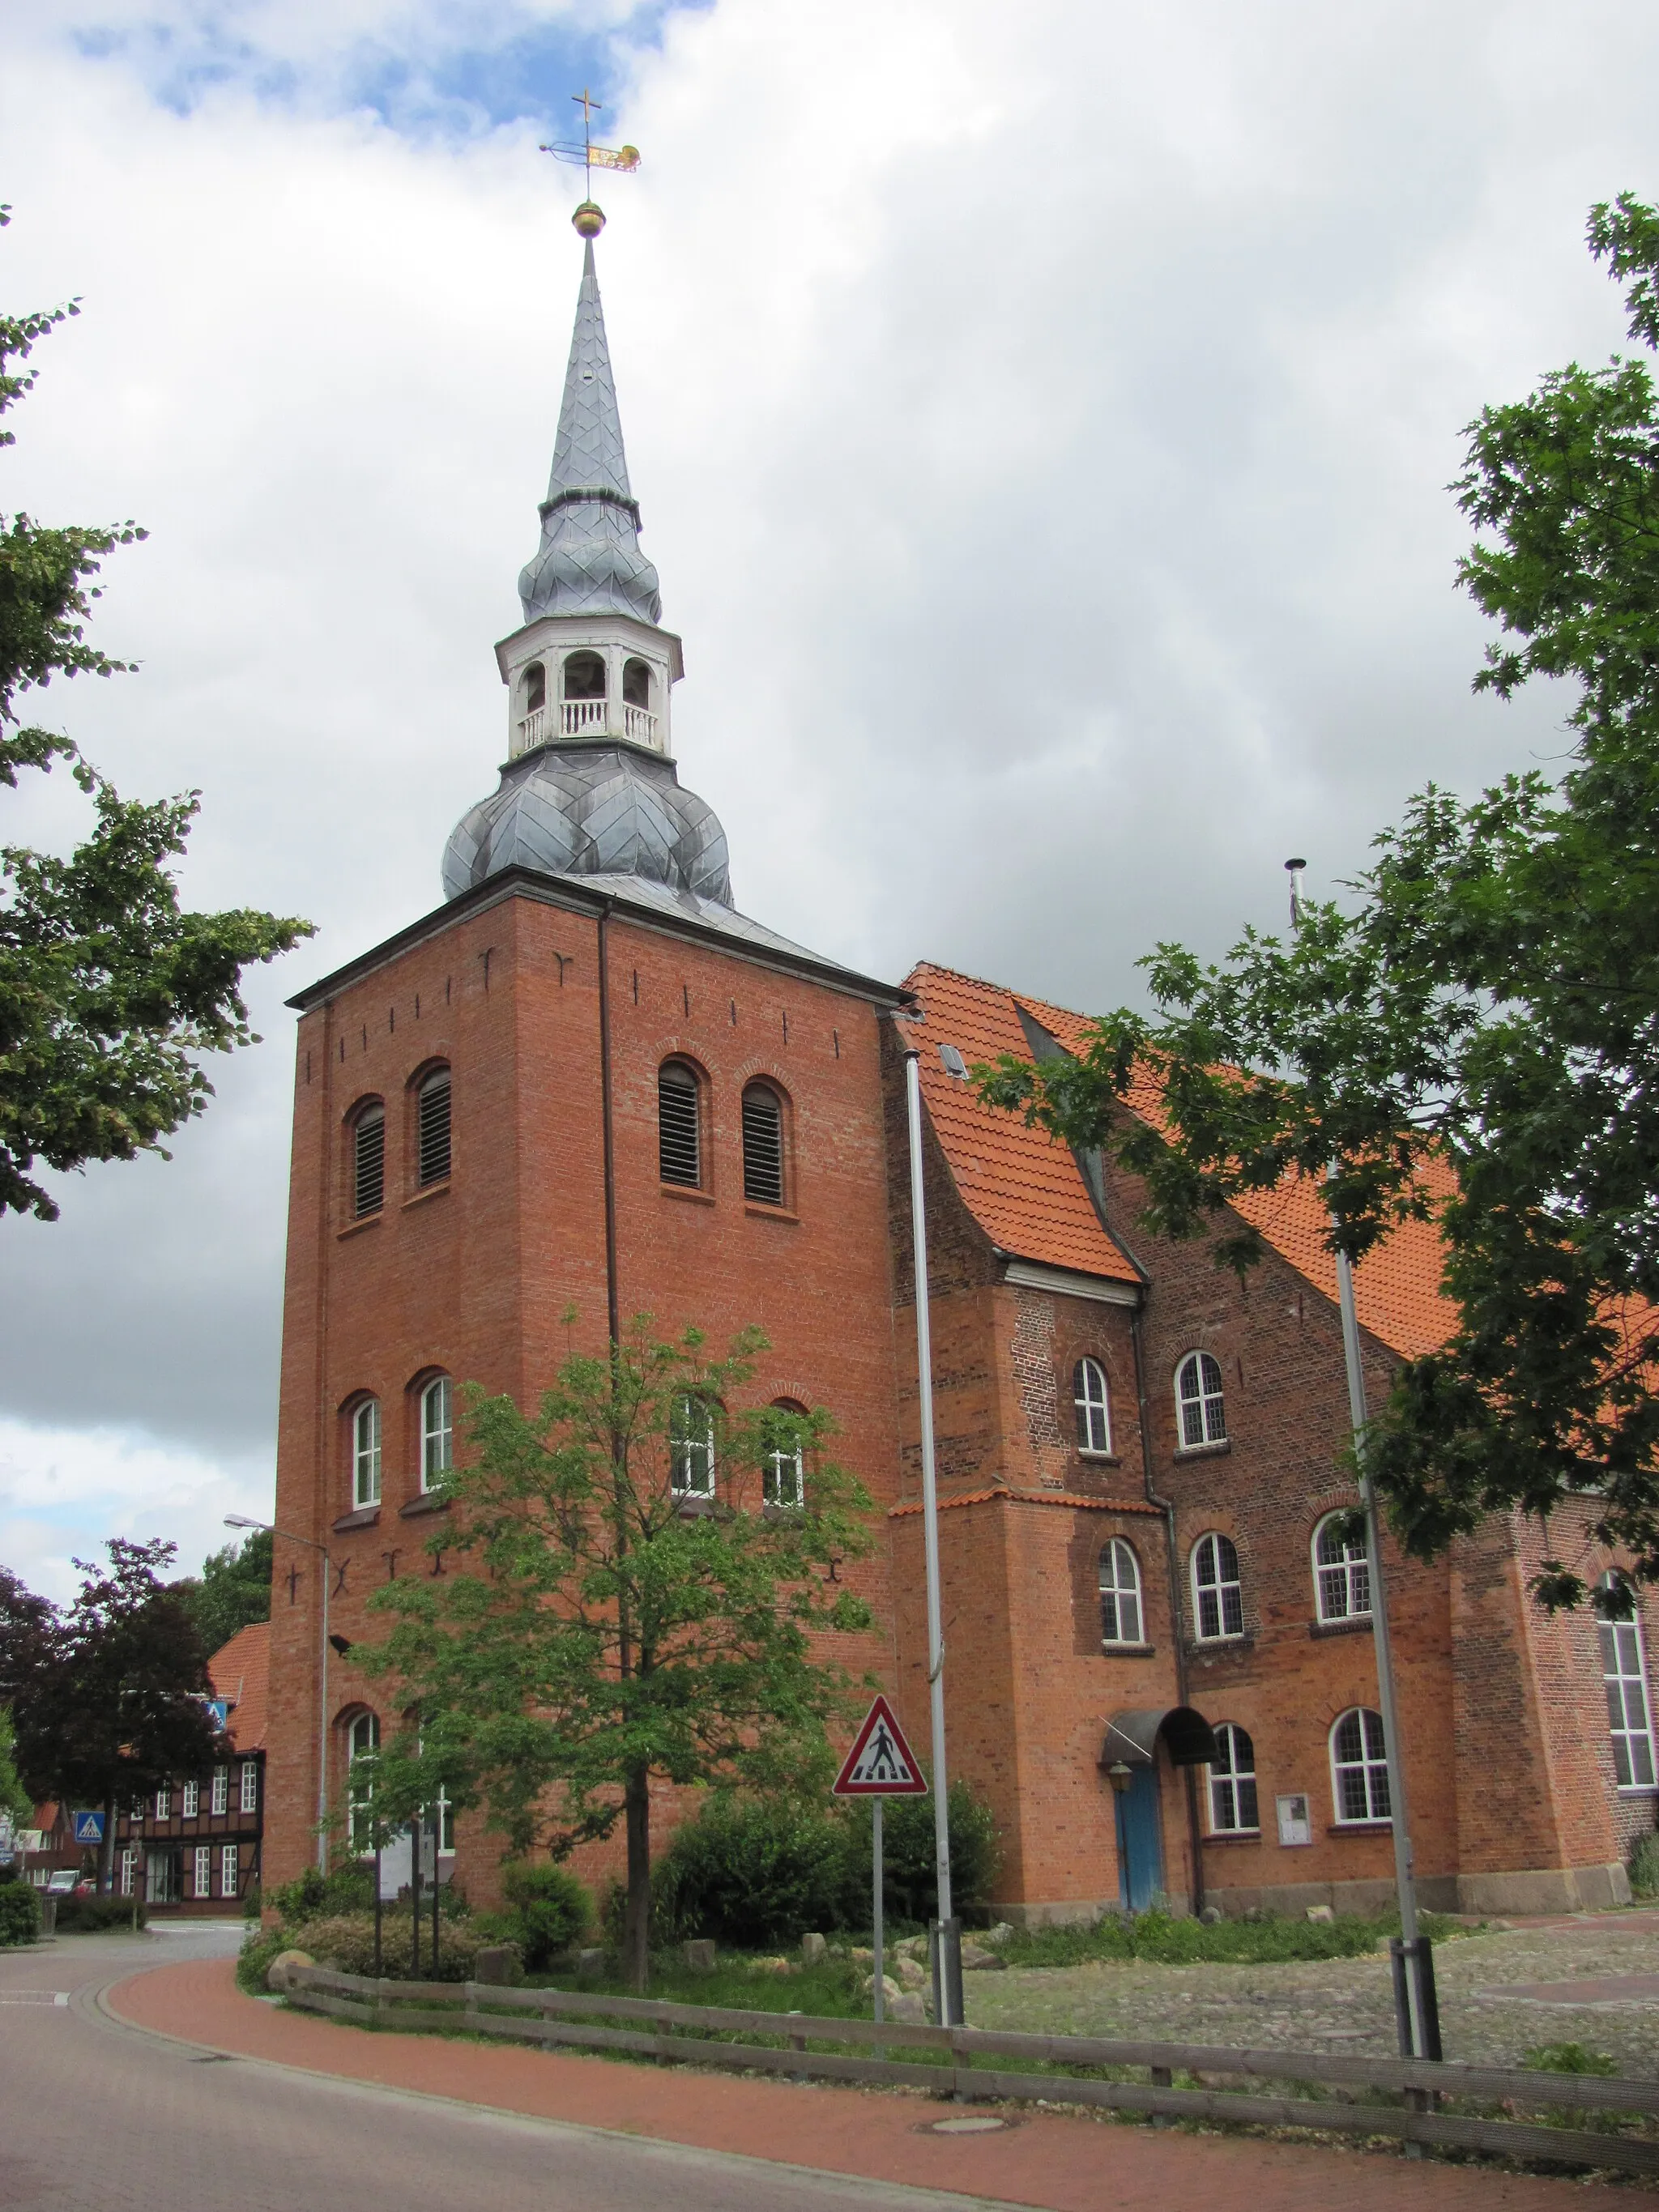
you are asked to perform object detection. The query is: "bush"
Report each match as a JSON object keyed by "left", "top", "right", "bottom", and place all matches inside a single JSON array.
[
  {"left": 241, "top": 1879, "right": 262, "bottom": 1921},
  {"left": 237, "top": 1925, "right": 288, "bottom": 1994},
  {"left": 839, "top": 1779, "right": 1001, "bottom": 1927},
  {"left": 0, "top": 1879, "right": 42, "bottom": 1946},
  {"left": 298, "top": 1912, "right": 514, "bottom": 1984},
  {"left": 1627, "top": 1831, "right": 1659, "bottom": 1899},
  {"left": 652, "top": 1796, "right": 852, "bottom": 1950},
  {"left": 497, "top": 1862, "right": 593, "bottom": 1970},
  {"left": 1524, "top": 2042, "right": 1618, "bottom": 2076},
  {"left": 269, "top": 1865, "right": 373, "bottom": 1925},
  {"left": 54, "top": 1893, "right": 147, "bottom": 1932}
]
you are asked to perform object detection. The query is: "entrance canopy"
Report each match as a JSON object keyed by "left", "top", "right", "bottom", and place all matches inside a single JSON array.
[{"left": 1100, "top": 1707, "right": 1218, "bottom": 1770}]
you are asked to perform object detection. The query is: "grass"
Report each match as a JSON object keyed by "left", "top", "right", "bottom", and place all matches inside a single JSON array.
[{"left": 999, "top": 1907, "right": 1472, "bottom": 1969}]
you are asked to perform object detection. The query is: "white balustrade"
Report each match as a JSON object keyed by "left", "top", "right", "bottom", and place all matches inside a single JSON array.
[
  {"left": 516, "top": 705, "right": 547, "bottom": 752},
  {"left": 623, "top": 704, "right": 659, "bottom": 748},
  {"left": 561, "top": 698, "right": 608, "bottom": 735}
]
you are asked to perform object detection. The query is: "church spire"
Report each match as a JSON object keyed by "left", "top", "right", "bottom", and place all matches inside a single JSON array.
[{"left": 517, "top": 223, "right": 662, "bottom": 626}]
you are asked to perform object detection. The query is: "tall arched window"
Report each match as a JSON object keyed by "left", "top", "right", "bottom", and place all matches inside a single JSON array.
[
  {"left": 1330, "top": 1707, "right": 1390, "bottom": 1824},
  {"left": 352, "top": 1102, "right": 385, "bottom": 1217},
  {"left": 1599, "top": 1572, "right": 1657, "bottom": 1788},
  {"left": 420, "top": 1376, "right": 453, "bottom": 1491},
  {"left": 741, "top": 1083, "right": 785, "bottom": 1205},
  {"left": 1098, "top": 1539, "right": 1143, "bottom": 1647},
  {"left": 347, "top": 1711, "right": 379, "bottom": 1853},
  {"left": 622, "top": 658, "right": 651, "bottom": 708},
  {"left": 1175, "top": 1351, "right": 1226, "bottom": 1447},
  {"left": 1208, "top": 1722, "right": 1259, "bottom": 1833},
  {"left": 671, "top": 1392, "right": 715, "bottom": 1498},
  {"left": 763, "top": 1400, "right": 806, "bottom": 1509},
  {"left": 1312, "top": 1511, "right": 1370, "bottom": 1622},
  {"left": 562, "top": 650, "right": 607, "bottom": 699},
  {"left": 417, "top": 1068, "right": 451, "bottom": 1187},
  {"left": 523, "top": 662, "right": 546, "bottom": 713},
  {"left": 352, "top": 1398, "right": 382, "bottom": 1508},
  {"left": 659, "top": 1062, "right": 702, "bottom": 1187},
  {"left": 1192, "top": 1532, "right": 1244, "bottom": 1640},
  {"left": 1073, "top": 1357, "right": 1111, "bottom": 1455}
]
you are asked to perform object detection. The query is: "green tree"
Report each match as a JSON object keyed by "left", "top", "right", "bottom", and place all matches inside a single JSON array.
[
  {"left": 1, "top": 208, "right": 310, "bottom": 1221},
  {"left": 976, "top": 194, "right": 1659, "bottom": 1610},
  {"left": 359, "top": 1320, "right": 875, "bottom": 1990},
  {"left": 173, "top": 1527, "right": 272, "bottom": 1657},
  {"left": 0, "top": 1707, "right": 31, "bottom": 1826}
]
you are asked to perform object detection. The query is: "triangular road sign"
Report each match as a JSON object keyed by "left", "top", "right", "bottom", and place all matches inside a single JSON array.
[{"left": 832, "top": 1694, "right": 928, "bottom": 1796}]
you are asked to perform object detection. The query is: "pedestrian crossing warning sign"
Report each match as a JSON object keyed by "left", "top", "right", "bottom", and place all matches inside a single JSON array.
[{"left": 831, "top": 1694, "right": 928, "bottom": 1796}]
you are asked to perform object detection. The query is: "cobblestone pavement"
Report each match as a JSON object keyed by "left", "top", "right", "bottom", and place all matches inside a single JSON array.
[{"left": 964, "top": 1916, "right": 1659, "bottom": 2073}]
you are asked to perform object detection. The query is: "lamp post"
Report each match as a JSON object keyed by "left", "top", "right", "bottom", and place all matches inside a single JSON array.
[{"left": 226, "top": 1515, "right": 331, "bottom": 1873}]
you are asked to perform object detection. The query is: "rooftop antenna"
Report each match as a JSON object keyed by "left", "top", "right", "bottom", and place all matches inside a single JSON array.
[
  {"left": 540, "top": 87, "right": 641, "bottom": 237},
  {"left": 1284, "top": 856, "right": 1307, "bottom": 929}
]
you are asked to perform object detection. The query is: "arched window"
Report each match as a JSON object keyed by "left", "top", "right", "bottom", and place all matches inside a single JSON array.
[
  {"left": 622, "top": 658, "right": 651, "bottom": 708},
  {"left": 1208, "top": 1722, "right": 1259, "bottom": 1833},
  {"left": 1073, "top": 1357, "right": 1111, "bottom": 1455},
  {"left": 417, "top": 1067, "right": 451, "bottom": 1187},
  {"left": 659, "top": 1061, "right": 702, "bottom": 1187},
  {"left": 1599, "top": 1572, "right": 1657, "bottom": 1788},
  {"left": 1313, "top": 1511, "right": 1370, "bottom": 1623},
  {"left": 420, "top": 1376, "right": 453, "bottom": 1491},
  {"left": 352, "top": 1398, "right": 382, "bottom": 1509},
  {"left": 347, "top": 1711, "right": 379, "bottom": 1854},
  {"left": 763, "top": 1400, "right": 806, "bottom": 1509},
  {"left": 1331, "top": 1707, "right": 1390, "bottom": 1823},
  {"left": 1192, "top": 1532, "right": 1244, "bottom": 1640},
  {"left": 741, "top": 1083, "right": 785, "bottom": 1206},
  {"left": 562, "top": 650, "right": 607, "bottom": 699},
  {"left": 671, "top": 1392, "right": 715, "bottom": 1498},
  {"left": 1098, "top": 1539, "right": 1143, "bottom": 1646},
  {"left": 352, "top": 1102, "right": 385, "bottom": 1217},
  {"left": 1175, "top": 1351, "right": 1226, "bottom": 1447},
  {"left": 523, "top": 662, "right": 546, "bottom": 713}
]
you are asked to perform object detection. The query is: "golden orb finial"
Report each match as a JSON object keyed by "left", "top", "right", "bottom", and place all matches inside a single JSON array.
[{"left": 573, "top": 201, "right": 606, "bottom": 238}]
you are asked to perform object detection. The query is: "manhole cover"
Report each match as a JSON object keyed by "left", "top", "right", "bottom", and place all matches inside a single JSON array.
[{"left": 927, "top": 2116, "right": 1009, "bottom": 2134}]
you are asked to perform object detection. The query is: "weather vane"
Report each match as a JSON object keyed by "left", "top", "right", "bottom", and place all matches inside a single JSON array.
[{"left": 540, "top": 87, "right": 640, "bottom": 237}]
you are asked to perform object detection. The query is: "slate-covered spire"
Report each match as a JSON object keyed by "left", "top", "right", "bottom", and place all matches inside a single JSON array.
[{"left": 518, "top": 237, "right": 663, "bottom": 624}]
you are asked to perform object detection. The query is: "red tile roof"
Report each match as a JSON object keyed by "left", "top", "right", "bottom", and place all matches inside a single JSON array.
[
  {"left": 208, "top": 1621, "right": 269, "bottom": 1754},
  {"left": 902, "top": 965, "right": 1141, "bottom": 1286},
  {"left": 1015, "top": 990, "right": 1459, "bottom": 1362}
]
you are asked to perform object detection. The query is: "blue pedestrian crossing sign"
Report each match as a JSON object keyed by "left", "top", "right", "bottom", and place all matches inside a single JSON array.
[
  {"left": 831, "top": 1695, "right": 927, "bottom": 1796},
  {"left": 72, "top": 1811, "right": 105, "bottom": 1843}
]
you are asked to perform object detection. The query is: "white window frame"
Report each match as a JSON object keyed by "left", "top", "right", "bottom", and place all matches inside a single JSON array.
[
  {"left": 154, "top": 1784, "right": 170, "bottom": 1820},
  {"left": 1073, "top": 1357, "right": 1112, "bottom": 1457},
  {"left": 1599, "top": 1573, "right": 1658, "bottom": 1789},
  {"left": 348, "top": 1712, "right": 380, "bottom": 1855},
  {"left": 194, "top": 1844, "right": 212, "bottom": 1898},
  {"left": 420, "top": 1375, "right": 453, "bottom": 1492},
  {"left": 1330, "top": 1706, "right": 1391, "bottom": 1824},
  {"left": 1192, "top": 1532, "right": 1245, "bottom": 1641},
  {"left": 211, "top": 1767, "right": 228, "bottom": 1816},
  {"left": 181, "top": 1779, "right": 199, "bottom": 1819},
  {"left": 1313, "top": 1511, "right": 1371, "bottom": 1623},
  {"left": 1175, "top": 1351, "right": 1227, "bottom": 1449},
  {"left": 119, "top": 1847, "right": 137, "bottom": 1898},
  {"left": 1098, "top": 1538, "right": 1144, "bottom": 1647},
  {"left": 220, "top": 1843, "right": 239, "bottom": 1898},
  {"left": 353, "top": 1397, "right": 382, "bottom": 1508},
  {"left": 1207, "top": 1721, "right": 1260, "bottom": 1834},
  {"left": 670, "top": 1393, "right": 715, "bottom": 1499},
  {"left": 239, "top": 1760, "right": 258, "bottom": 1814},
  {"left": 763, "top": 1405, "right": 805, "bottom": 1510}
]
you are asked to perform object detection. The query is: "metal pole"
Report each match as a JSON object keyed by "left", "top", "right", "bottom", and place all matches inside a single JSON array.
[
  {"left": 318, "top": 1546, "right": 331, "bottom": 1873},
  {"left": 411, "top": 1810, "right": 422, "bottom": 1979},
  {"left": 872, "top": 1797, "right": 885, "bottom": 2025},
  {"left": 903, "top": 1049, "right": 958, "bottom": 2024}
]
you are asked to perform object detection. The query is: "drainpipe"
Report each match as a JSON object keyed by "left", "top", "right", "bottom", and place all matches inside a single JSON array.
[
  {"left": 1132, "top": 1305, "right": 1205, "bottom": 1917},
  {"left": 597, "top": 901, "right": 621, "bottom": 1352}
]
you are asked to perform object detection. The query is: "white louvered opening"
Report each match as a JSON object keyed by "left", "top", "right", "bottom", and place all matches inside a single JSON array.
[
  {"left": 741, "top": 1085, "right": 784, "bottom": 1205},
  {"left": 418, "top": 1072, "right": 451, "bottom": 1186},
  {"left": 353, "top": 1109, "right": 385, "bottom": 1216},
  {"left": 659, "top": 1064, "right": 701, "bottom": 1186}
]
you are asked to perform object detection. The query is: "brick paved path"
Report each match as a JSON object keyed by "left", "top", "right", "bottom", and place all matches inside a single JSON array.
[{"left": 104, "top": 1950, "right": 1636, "bottom": 2210}]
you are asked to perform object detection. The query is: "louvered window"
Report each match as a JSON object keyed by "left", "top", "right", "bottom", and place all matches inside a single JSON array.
[
  {"left": 418, "top": 1070, "right": 451, "bottom": 1186},
  {"left": 659, "top": 1063, "right": 701, "bottom": 1187},
  {"left": 741, "top": 1085, "right": 784, "bottom": 1205},
  {"left": 353, "top": 1106, "right": 385, "bottom": 1216}
]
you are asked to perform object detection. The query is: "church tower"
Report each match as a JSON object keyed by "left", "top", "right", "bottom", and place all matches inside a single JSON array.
[{"left": 262, "top": 207, "right": 910, "bottom": 1904}]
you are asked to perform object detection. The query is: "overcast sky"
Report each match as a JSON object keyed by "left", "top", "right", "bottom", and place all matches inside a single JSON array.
[{"left": 2, "top": 0, "right": 1653, "bottom": 1601}]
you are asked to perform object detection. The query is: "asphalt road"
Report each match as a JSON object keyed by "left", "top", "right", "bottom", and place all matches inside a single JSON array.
[{"left": 0, "top": 1925, "right": 1004, "bottom": 2212}]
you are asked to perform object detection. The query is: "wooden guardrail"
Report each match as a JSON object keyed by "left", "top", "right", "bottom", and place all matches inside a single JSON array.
[{"left": 282, "top": 1965, "right": 1659, "bottom": 2175}]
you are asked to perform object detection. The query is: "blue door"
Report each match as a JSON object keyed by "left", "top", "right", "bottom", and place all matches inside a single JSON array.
[{"left": 1115, "top": 1766, "right": 1163, "bottom": 1912}]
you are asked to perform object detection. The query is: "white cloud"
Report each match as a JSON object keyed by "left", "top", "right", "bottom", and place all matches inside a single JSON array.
[{"left": 2, "top": 0, "right": 1657, "bottom": 1582}]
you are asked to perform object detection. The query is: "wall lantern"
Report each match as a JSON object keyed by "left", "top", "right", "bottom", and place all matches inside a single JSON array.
[{"left": 1107, "top": 1762, "right": 1134, "bottom": 1796}]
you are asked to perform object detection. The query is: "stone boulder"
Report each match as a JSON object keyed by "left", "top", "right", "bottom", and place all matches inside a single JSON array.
[
  {"left": 267, "top": 1949, "right": 315, "bottom": 1994},
  {"left": 800, "top": 1932, "right": 827, "bottom": 1964},
  {"left": 681, "top": 1937, "right": 717, "bottom": 1971},
  {"left": 472, "top": 1945, "right": 519, "bottom": 1986}
]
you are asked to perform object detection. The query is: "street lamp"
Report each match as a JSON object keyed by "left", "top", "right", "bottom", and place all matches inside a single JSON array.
[{"left": 226, "top": 1515, "right": 332, "bottom": 1873}]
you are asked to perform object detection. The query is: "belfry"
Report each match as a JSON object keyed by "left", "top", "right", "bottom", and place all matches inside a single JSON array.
[{"left": 262, "top": 196, "right": 1657, "bottom": 1933}]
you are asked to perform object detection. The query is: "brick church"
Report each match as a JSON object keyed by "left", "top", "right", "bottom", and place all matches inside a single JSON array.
[{"left": 263, "top": 207, "right": 1655, "bottom": 1925}]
